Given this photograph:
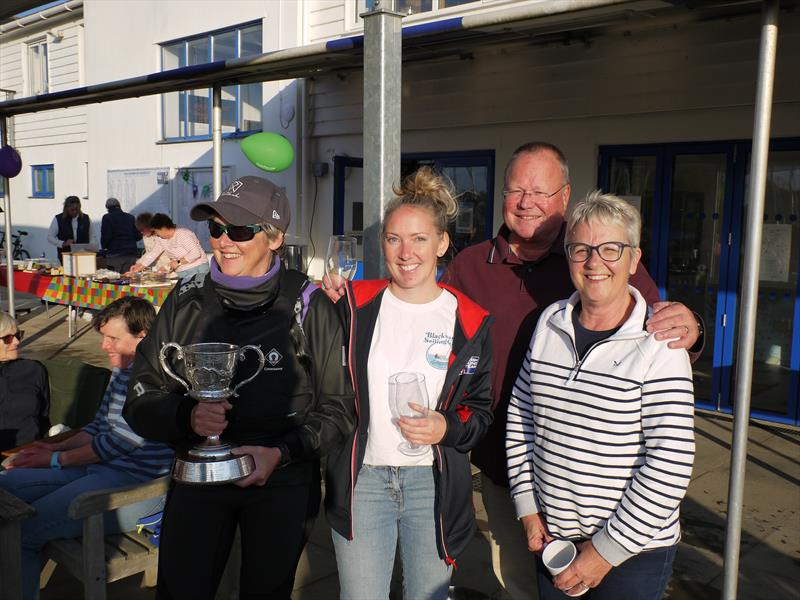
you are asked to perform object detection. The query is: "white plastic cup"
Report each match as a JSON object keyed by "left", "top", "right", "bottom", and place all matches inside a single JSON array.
[
  {"left": 543, "top": 539, "right": 589, "bottom": 596},
  {"left": 542, "top": 539, "right": 577, "bottom": 576}
]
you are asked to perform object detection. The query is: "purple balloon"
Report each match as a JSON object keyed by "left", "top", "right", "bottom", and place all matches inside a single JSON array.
[{"left": 0, "top": 145, "right": 22, "bottom": 178}]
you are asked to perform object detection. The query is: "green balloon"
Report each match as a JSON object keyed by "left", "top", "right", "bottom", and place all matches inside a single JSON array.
[{"left": 241, "top": 132, "right": 294, "bottom": 173}]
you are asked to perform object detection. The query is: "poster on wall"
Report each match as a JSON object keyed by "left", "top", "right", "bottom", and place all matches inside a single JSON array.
[
  {"left": 759, "top": 224, "right": 792, "bottom": 283},
  {"left": 107, "top": 168, "right": 171, "bottom": 216},
  {"left": 173, "top": 168, "right": 232, "bottom": 251}
]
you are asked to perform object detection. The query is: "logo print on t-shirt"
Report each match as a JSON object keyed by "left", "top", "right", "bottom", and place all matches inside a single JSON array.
[{"left": 424, "top": 331, "right": 453, "bottom": 370}]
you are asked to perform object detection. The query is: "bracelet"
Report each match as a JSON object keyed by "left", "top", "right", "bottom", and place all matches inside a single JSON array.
[{"left": 50, "top": 451, "right": 62, "bottom": 470}]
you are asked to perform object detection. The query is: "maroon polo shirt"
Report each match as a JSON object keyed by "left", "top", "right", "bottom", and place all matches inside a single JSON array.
[{"left": 442, "top": 224, "right": 660, "bottom": 486}]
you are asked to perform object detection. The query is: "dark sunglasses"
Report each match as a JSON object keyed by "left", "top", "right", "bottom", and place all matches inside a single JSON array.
[
  {"left": 208, "top": 221, "right": 264, "bottom": 242},
  {"left": 1, "top": 330, "right": 24, "bottom": 344}
]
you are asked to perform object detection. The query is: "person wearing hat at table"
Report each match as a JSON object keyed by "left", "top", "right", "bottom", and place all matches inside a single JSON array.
[
  {"left": 124, "top": 176, "right": 355, "bottom": 600},
  {"left": 100, "top": 197, "right": 142, "bottom": 274}
]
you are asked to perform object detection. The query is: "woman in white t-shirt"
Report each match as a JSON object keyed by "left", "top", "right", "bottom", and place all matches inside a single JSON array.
[{"left": 323, "top": 167, "right": 494, "bottom": 600}]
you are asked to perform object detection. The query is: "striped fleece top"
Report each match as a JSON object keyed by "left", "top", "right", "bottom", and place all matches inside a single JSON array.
[
  {"left": 137, "top": 227, "right": 207, "bottom": 272},
  {"left": 81, "top": 367, "right": 174, "bottom": 481},
  {"left": 506, "top": 287, "right": 695, "bottom": 567}
]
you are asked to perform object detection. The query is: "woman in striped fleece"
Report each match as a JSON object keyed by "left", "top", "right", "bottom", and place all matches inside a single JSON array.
[
  {"left": 128, "top": 213, "right": 209, "bottom": 280},
  {"left": 506, "top": 190, "right": 695, "bottom": 599}
]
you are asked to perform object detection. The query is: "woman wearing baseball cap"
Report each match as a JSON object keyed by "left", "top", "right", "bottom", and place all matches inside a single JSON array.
[{"left": 124, "top": 176, "right": 355, "bottom": 599}]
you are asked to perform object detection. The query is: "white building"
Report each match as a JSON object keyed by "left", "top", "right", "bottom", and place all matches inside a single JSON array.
[{"left": 1, "top": 0, "right": 799, "bottom": 424}]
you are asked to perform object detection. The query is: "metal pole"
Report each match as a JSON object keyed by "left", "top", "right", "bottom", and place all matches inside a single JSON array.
[
  {"left": 212, "top": 85, "right": 222, "bottom": 201},
  {"left": 361, "top": 0, "right": 403, "bottom": 279},
  {"left": 722, "top": 2, "right": 779, "bottom": 598},
  {"left": 1, "top": 116, "right": 16, "bottom": 319}
]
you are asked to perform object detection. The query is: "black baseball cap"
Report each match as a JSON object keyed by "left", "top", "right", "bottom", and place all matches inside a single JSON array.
[{"left": 190, "top": 176, "right": 291, "bottom": 231}]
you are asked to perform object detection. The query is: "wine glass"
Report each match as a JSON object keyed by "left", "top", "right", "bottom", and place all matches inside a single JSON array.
[
  {"left": 325, "top": 235, "right": 358, "bottom": 286},
  {"left": 388, "top": 372, "right": 430, "bottom": 456}
]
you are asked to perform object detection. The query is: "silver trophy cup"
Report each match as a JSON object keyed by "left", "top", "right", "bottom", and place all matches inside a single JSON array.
[{"left": 159, "top": 342, "right": 265, "bottom": 484}]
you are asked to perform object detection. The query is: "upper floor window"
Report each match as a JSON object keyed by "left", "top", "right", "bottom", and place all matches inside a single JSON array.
[
  {"left": 32, "top": 164, "right": 54, "bottom": 198},
  {"left": 161, "top": 22, "right": 262, "bottom": 141},
  {"left": 28, "top": 39, "right": 49, "bottom": 95},
  {"left": 356, "top": 0, "right": 477, "bottom": 17}
]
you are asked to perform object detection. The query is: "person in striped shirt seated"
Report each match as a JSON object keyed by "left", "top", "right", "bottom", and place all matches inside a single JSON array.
[
  {"left": 506, "top": 190, "right": 695, "bottom": 600},
  {"left": 127, "top": 213, "right": 209, "bottom": 280},
  {"left": 0, "top": 296, "right": 174, "bottom": 600}
]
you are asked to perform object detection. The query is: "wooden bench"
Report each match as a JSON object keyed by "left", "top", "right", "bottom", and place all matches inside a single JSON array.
[{"left": 39, "top": 476, "right": 169, "bottom": 600}]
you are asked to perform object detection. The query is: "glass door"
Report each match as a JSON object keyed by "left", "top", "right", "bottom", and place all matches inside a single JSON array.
[
  {"left": 666, "top": 152, "right": 732, "bottom": 406},
  {"left": 601, "top": 140, "right": 800, "bottom": 425},
  {"left": 727, "top": 148, "right": 800, "bottom": 423}
]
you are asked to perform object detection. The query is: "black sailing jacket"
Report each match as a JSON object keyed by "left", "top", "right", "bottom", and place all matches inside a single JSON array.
[
  {"left": 124, "top": 267, "right": 355, "bottom": 487},
  {"left": 324, "top": 279, "right": 494, "bottom": 564}
]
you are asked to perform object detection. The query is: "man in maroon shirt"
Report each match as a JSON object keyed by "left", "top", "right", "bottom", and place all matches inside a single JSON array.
[{"left": 442, "top": 142, "right": 701, "bottom": 600}]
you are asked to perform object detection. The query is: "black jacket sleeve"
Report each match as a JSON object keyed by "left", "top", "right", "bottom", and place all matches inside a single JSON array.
[{"left": 278, "top": 291, "right": 356, "bottom": 463}]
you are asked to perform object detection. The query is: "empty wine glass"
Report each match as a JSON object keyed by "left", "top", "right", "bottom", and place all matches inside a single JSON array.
[
  {"left": 325, "top": 235, "right": 358, "bottom": 286},
  {"left": 388, "top": 372, "right": 430, "bottom": 456}
]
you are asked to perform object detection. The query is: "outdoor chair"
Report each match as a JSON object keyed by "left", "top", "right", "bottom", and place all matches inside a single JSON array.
[{"left": 38, "top": 476, "right": 169, "bottom": 600}]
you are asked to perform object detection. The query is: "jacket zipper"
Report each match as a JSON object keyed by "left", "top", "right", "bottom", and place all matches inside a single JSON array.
[
  {"left": 555, "top": 325, "right": 647, "bottom": 382},
  {"left": 346, "top": 283, "right": 360, "bottom": 541}
]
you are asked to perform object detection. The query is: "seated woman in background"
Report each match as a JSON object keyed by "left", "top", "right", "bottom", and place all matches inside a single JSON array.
[
  {"left": 506, "top": 190, "right": 695, "bottom": 600},
  {"left": 323, "top": 167, "right": 494, "bottom": 600},
  {"left": 0, "top": 312, "right": 49, "bottom": 452},
  {"left": 128, "top": 213, "right": 208, "bottom": 280}
]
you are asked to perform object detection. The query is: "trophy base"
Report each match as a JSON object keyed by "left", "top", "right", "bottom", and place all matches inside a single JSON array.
[{"left": 172, "top": 444, "right": 255, "bottom": 485}]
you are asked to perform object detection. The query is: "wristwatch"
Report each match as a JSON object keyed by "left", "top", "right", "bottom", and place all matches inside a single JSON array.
[{"left": 50, "top": 451, "right": 62, "bottom": 470}]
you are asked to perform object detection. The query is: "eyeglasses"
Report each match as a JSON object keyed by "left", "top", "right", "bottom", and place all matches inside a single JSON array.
[
  {"left": 565, "top": 242, "right": 635, "bottom": 263},
  {"left": 208, "top": 221, "right": 264, "bottom": 242},
  {"left": 1, "top": 330, "right": 24, "bottom": 344},
  {"left": 502, "top": 183, "right": 567, "bottom": 203}
]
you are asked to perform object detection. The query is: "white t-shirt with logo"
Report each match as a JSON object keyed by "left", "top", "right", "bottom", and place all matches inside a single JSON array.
[{"left": 364, "top": 287, "right": 457, "bottom": 467}]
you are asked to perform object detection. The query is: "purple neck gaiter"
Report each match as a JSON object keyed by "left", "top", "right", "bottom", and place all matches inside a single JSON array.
[{"left": 210, "top": 255, "right": 280, "bottom": 290}]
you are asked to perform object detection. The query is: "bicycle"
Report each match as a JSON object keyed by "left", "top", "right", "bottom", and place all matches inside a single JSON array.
[{"left": 0, "top": 229, "right": 31, "bottom": 260}]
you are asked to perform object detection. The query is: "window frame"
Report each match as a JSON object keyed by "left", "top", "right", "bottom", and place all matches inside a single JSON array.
[
  {"left": 31, "top": 164, "right": 55, "bottom": 198},
  {"left": 353, "top": 0, "right": 497, "bottom": 24},
  {"left": 159, "top": 20, "right": 263, "bottom": 142},
  {"left": 27, "top": 38, "right": 50, "bottom": 96}
]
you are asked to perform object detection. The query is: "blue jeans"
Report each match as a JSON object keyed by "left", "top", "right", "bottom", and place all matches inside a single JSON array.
[
  {"left": 0, "top": 464, "right": 166, "bottom": 600},
  {"left": 332, "top": 465, "right": 452, "bottom": 600},
  {"left": 536, "top": 544, "right": 677, "bottom": 600}
]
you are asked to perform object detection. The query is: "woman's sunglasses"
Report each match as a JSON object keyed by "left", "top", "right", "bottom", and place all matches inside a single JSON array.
[
  {"left": 208, "top": 221, "right": 264, "bottom": 242},
  {"left": 1, "top": 331, "right": 24, "bottom": 344}
]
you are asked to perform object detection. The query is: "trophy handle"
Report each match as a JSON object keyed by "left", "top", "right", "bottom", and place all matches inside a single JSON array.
[
  {"left": 232, "top": 345, "right": 265, "bottom": 396},
  {"left": 159, "top": 343, "right": 190, "bottom": 391}
]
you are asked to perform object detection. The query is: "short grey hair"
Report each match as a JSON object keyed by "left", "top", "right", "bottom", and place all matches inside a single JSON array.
[
  {"left": 258, "top": 222, "right": 285, "bottom": 255},
  {"left": 566, "top": 189, "right": 641, "bottom": 248},
  {"left": 0, "top": 312, "right": 17, "bottom": 337}
]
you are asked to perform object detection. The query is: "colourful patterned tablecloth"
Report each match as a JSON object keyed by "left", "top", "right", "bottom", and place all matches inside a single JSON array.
[{"left": 42, "top": 276, "right": 175, "bottom": 310}]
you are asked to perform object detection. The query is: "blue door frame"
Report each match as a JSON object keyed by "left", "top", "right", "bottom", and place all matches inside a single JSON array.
[
  {"left": 333, "top": 150, "right": 495, "bottom": 240},
  {"left": 599, "top": 138, "right": 800, "bottom": 426}
]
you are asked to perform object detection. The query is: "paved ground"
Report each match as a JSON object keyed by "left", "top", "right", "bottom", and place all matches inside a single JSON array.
[{"left": 9, "top": 304, "right": 800, "bottom": 600}]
